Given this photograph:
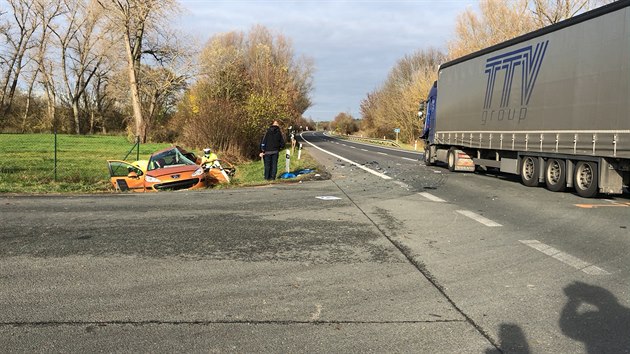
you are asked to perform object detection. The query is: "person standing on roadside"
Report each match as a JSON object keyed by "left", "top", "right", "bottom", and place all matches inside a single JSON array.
[{"left": 259, "top": 120, "right": 285, "bottom": 181}]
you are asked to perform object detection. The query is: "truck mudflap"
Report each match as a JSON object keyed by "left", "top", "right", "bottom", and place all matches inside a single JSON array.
[{"left": 448, "top": 149, "right": 475, "bottom": 172}]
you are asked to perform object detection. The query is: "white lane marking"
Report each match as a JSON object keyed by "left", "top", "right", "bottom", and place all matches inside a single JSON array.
[
  {"left": 316, "top": 196, "right": 342, "bottom": 200},
  {"left": 335, "top": 136, "right": 418, "bottom": 153},
  {"left": 300, "top": 133, "right": 393, "bottom": 180},
  {"left": 311, "top": 304, "right": 323, "bottom": 321},
  {"left": 393, "top": 181, "right": 410, "bottom": 189},
  {"left": 519, "top": 240, "right": 610, "bottom": 275},
  {"left": 337, "top": 141, "right": 418, "bottom": 163},
  {"left": 582, "top": 265, "right": 610, "bottom": 275},
  {"left": 419, "top": 192, "right": 446, "bottom": 203},
  {"left": 456, "top": 210, "right": 502, "bottom": 227}
]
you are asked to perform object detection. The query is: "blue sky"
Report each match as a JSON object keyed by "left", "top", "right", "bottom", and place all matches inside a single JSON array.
[{"left": 177, "top": 0, "right": 478, "bottom": 121}]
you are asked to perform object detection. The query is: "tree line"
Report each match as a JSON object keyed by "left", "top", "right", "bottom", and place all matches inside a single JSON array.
[
  {"left": 355, "top": 0, "right": 614, "bottom": 144},
  {"left": 0, "top": 0, "right": 188, "bottom": 142},
  {"left": 0, "top": 0, "right": 314, "bottom": 159}
]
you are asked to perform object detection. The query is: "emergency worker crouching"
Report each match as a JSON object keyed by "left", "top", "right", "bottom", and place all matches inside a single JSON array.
[{"left": 201, "top": 148, "right": 219, "bottom": 169}]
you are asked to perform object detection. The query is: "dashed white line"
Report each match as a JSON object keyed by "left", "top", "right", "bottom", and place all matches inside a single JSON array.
[
  {"left": 519, "top": 240, "right": 610, "bottom": 275},
  {"left": 360, "top": 149, "right": 368, "bottom": 152},
  {"left": 456, "top": 210, "right": 502, "bottom": 227},
  {"left": 377, "top": 152, "right": 388, "bottom": 155},
  {"left": 393, "top": 181, "right": 410, "bottom": 189},
  {"left": 419, "top": 192, "right": 446, "bottom": 203},
  {"left": 401, "top": 157, "right": 416, "bottom": 162}
]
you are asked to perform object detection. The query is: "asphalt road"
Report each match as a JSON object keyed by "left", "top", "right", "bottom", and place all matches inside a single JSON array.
[{"left": 1, "top": 131, "right": 628, "bottom": 353}]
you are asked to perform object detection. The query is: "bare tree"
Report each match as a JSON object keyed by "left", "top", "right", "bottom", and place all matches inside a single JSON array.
[
  {"left": 359, "top": 48, "right": 444, "bottom": 143},
  {"left": 449, "top": 0, "right": 611, "bottom": 62},
  {"left": 19, "top": 1, "right": 64, "bottom": 132},
  {"left": 530, "top": 0, "right": 617, "bottom": 26},
  {"left": 0, "top": 0, "right": 39, "bottom": 122},
  {"left": 84, "top": 49, "right": 120, "bottom": 134},
  {"left": 448, "top": 0, "right": 537, "bottom": 60},
  {"left": 531, "top": 0, "right": 590, "bottom": 25},
  {"left": 96, "top": 0, "right": 179, "bottom": 142},
  {"left": 137, "top": 26, "right": 193, "bottom": 141},
  {"left": 48, "top": 0, "right": 110, "bottom": 134}
]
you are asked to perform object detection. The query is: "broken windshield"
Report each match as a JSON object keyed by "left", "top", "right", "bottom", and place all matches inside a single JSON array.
[{"left": 148, "top": 148, "right": 196, "bottom": 171}]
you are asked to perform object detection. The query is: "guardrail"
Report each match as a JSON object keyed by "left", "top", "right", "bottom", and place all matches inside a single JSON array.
[{"left": 333, "top": 134, "right": 401, "bottom": 148}]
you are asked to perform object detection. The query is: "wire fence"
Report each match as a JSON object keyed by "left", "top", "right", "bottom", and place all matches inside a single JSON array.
[{"left": 0, "top": 132, "right": 168, "bottom": 192}]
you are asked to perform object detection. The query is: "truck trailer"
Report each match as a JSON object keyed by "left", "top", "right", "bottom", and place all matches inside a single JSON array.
[{"left": 420, "top": 0, "right": 630, "bottom": 198}]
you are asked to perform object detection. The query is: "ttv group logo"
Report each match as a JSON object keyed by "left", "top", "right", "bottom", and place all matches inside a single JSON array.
[{"left": 481, "top": 40, "right": 549, "bottom": 125}]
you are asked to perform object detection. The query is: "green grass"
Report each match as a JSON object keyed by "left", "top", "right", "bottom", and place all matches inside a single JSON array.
[
  {"left": 0, "top": 134, "right": 170, "bottom": 193},
  {"left": 230, "top": 149, "right": 321, "bottom": 187},
  {"left": 0, "top": 134, "right": 323, "bottom": 193}
]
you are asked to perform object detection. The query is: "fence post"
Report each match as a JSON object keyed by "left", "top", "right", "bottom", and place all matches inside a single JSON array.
[{"left": 54, "top": 128, "right": 58, "bottom": 182}]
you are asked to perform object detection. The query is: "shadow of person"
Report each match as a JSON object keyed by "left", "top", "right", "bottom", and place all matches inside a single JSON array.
[
  {"left": 485, "top": 323, "right": 531, "bottom": 354},
  {"left": 560, "top": 281, "right": 630, "bottom": 353}
]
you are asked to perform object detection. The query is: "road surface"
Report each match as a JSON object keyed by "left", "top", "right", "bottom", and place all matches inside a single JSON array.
[{"left": 0, "top": 131, "right": 628, "bottom": 353}]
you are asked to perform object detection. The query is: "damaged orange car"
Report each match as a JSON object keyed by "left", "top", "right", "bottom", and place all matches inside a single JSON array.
[{"left": 107, "top": 146, "right": 207, "bottom": 192}]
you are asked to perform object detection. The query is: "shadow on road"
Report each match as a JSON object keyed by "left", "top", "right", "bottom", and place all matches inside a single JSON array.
[
  {"left": 560, "top": 281, "right": 630, "bottom": 353},
  {"left": 486, "top": 323, "right": 531, "bottom": 354}
]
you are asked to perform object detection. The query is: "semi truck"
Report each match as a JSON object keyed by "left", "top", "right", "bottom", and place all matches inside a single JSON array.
[{"left": 420, "top": 0, "right": 630, "bottom": 198}]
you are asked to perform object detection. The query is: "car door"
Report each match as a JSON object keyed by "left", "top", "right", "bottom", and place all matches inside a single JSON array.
[{"left": 106, "top": 160, "right": 146, "bottom": 192}]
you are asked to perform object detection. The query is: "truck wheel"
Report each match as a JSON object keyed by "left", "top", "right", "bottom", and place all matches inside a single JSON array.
[
  {"left": 447, "top": 148, "right": 456, "bottom": 172},
  {"left": 574, "top": 161, "right": 598, "bottom": 198},
  {"left": 520, "top": 156, "right": 539, "bottom": 187},
  {"left": 423, "top": 145, "right": 434, "bottom": 166},
  {"left": 545, "top": 158, "right": 566, "bottom": 192}
]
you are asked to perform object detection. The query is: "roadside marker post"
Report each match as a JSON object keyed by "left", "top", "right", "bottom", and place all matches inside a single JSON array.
[
  {"left": 297, "top": 143, "right": 303, "bottom": 160},
  {"left": 285, "top": 149, "right": 291, "bottom": 173}
]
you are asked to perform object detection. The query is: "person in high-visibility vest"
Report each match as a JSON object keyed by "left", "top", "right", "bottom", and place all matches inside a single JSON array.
[
  {"left": 201, "top": 148, "right": 219, "bottom": 168},
  {"left": 201, "top": 147, "right": 232, "bottom": 183}
]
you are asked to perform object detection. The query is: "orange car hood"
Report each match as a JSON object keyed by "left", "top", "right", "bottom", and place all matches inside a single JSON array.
[{"left": 146, "top": 165, "right": 201, "bottom": 178}]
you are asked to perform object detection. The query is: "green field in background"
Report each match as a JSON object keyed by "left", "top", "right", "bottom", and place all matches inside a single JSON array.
[
  {"left": 0, "top": 134, "right": 321, "bottom": 193},
  {"left": 0, "top": 134, "right": 170, "bottom": 193}
]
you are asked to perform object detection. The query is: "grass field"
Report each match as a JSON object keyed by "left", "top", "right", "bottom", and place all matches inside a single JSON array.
[{"left": 0, "top": 134, "right": 321, "bottom": 194}]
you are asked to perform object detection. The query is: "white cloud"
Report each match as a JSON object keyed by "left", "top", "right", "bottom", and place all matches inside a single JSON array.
[{"left": 177, "top": 0, "right": 477, "bottom": 121}]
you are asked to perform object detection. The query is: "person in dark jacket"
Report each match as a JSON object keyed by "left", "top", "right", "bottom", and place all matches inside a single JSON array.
[{"left": 259, "top": 120, "right": 285, "bottom": 180}]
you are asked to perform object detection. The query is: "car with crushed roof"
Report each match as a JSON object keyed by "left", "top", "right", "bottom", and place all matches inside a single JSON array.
[{"left": 107, "top": 146, "right": 208, "bottom": 192}]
